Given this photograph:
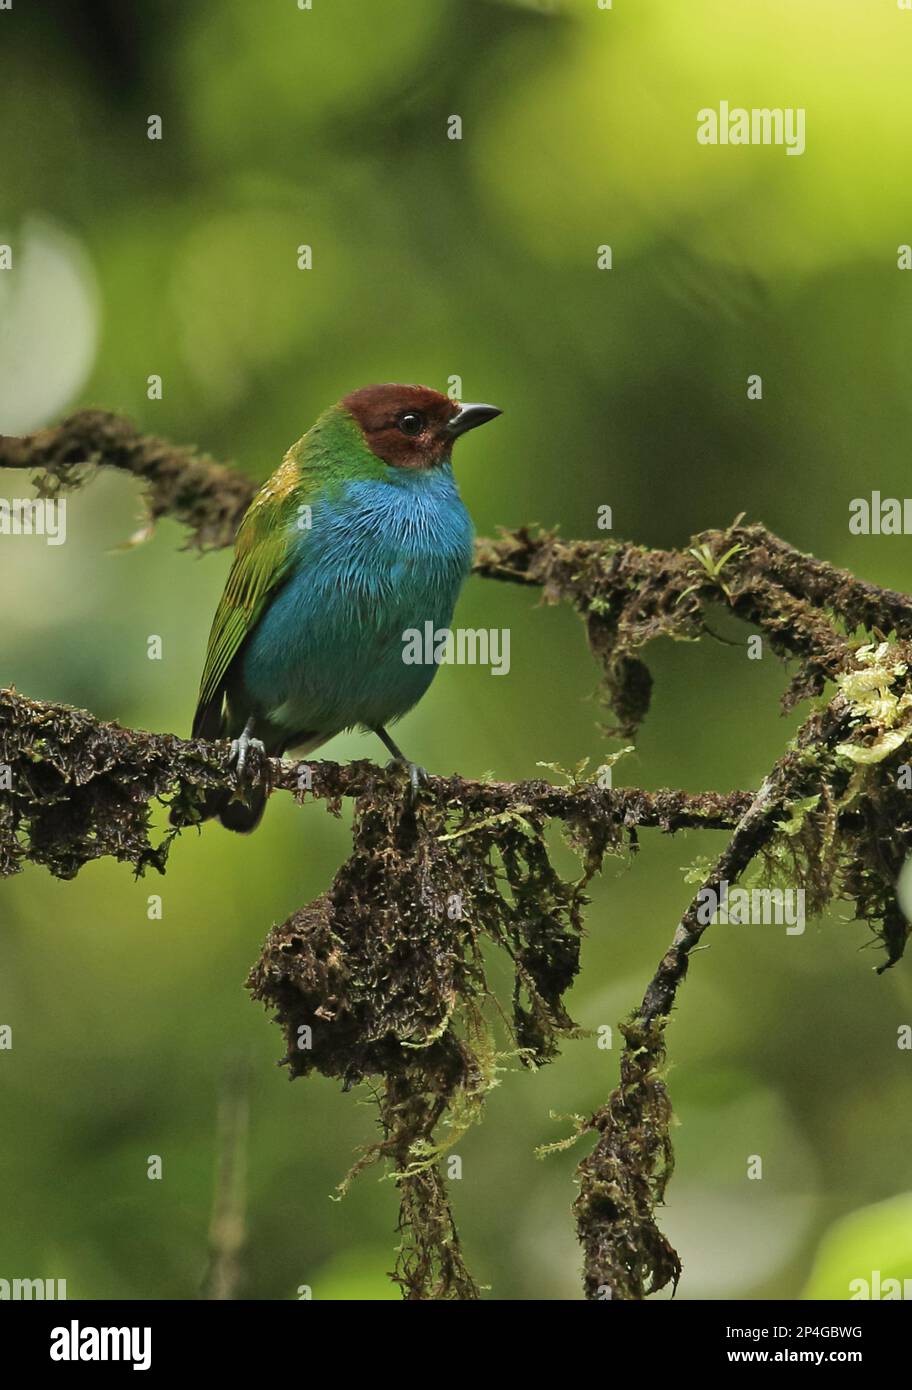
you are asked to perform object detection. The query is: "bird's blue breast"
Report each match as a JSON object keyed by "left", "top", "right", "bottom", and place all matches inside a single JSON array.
[{"left": 240, "top": 466, "right": 474, "bottom": 740}]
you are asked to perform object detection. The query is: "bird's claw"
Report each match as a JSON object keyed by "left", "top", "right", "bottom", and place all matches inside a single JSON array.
[
  {"left": 386, "top": 757, "right": 428, "bottom": 804},
  {"left": 230, "top": 728, "right": 267, "bottom": 786}
]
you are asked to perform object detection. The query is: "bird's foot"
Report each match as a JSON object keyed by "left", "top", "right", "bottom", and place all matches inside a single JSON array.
[
  {"left": 385, "top": 757, "right": 428, "bottom": 804},
  {"left": 230, "top": 721, "right": 267, "bottom": 787},
  {"left": 373, "top": 726, "right": 427, "bottom": 805}
]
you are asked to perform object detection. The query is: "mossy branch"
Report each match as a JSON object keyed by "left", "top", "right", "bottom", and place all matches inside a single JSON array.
[
  {"left": 3, "top": 411, "right": 911, "bottom": 1301},
  {"left": 0, "top": 410, "right": 256, "bottom": 550},
  {"left": 0, "top": 685, "right": 754, "bottom": 880},
  {"left": 574, "top": 674, "right": 911, "bottom": 1300}
]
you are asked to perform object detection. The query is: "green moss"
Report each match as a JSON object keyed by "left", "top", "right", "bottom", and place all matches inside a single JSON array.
[{"left": 246, "top": 780, "right": 619, "bottom": 1298}]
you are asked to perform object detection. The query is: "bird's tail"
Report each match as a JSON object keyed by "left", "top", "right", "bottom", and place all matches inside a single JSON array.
[
  {"left": 213, "top": 784, "right": 269, "bottom": 834},
  {"left": 173, "top": 700, "right": 272, "bottom": 834},
  {"left": 171, "top": 780, "right": 269, "bottom": 834}
]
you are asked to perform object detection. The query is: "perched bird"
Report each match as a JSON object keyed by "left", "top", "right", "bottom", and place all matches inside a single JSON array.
[{"left": 190, "top": 383, "right": 501, "bottom": 831}]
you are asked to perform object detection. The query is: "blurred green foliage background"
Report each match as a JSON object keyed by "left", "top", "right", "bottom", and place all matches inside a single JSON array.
[{"left": 2, "top": 0, "right": 912, "bottom": 1300}]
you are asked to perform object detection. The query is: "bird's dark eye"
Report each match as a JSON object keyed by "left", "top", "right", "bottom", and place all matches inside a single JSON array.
[{"left": 397, "top": 411, "right": 425, "bottom": 437}]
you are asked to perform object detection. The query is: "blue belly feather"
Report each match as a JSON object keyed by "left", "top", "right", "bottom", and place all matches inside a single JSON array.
[{"left": 238, "top": 465, "right": 474, "bottom": 743}]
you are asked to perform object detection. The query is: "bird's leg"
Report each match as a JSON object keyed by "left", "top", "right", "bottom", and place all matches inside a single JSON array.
[
  {"left": 230, "top": 716, "right": 267, "bottom": 786},
  {"left": 373, "top": 726, "right": 428, "bottom": 800}
]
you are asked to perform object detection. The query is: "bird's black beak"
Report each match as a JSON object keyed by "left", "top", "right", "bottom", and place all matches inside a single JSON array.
[{"left": 446, "top": 402, "right": 502, "bottom": 438}]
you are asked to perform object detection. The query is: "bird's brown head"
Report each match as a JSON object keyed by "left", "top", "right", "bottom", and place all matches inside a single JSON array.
[{"left": 342, "top": 383, "right": 501, "bottom": 470}]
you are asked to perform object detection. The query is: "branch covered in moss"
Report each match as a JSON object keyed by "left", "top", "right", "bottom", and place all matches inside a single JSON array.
[
  {"left": 4, "top": 411, "right": 912, "bottom": 1302},
  {"left": 575, "top": 642, "right": 912, "bottom": 1299},
  {"left": 0, "top": 686, "right": 751, "bottom": 880},
  {"left": 476, "top": 522, "right": 902, "bottom": 727},
  {"left": 4, "top": 411, "right": 909, "bottom": 698},
  {"left": 0, "top": 410, "right": 257, "bottom": 550}
]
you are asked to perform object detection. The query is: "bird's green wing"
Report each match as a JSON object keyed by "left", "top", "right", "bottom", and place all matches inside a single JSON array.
[{"left": 192, "top": 456, "right": 304, "bottom": 738}]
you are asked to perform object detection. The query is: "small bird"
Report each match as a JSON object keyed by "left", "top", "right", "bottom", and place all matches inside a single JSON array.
[{"left": 190, "top": 383, "right": 501, "bottom": 831}]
